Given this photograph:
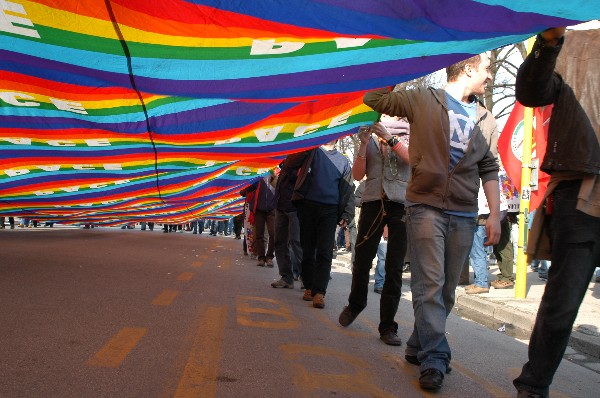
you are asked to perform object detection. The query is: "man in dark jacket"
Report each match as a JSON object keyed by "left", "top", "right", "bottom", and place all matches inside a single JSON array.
[
  {"left": 271, "top": 159, "right": 303, "bottom": 289},
  {"left": 287, "top": 140, "right": 354, "bottom": 309},
  {"left": 513, "top": 27, "right": 600, "bottom": 398}
]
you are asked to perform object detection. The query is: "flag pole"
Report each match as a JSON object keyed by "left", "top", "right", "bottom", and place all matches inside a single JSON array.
[{"left": 515, "top": 36, "right": 536, "bottom": 299}]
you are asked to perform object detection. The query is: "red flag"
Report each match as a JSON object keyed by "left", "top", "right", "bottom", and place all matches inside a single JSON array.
[{"left": 498, "top": 102, "right": 552, "bottom": 211}]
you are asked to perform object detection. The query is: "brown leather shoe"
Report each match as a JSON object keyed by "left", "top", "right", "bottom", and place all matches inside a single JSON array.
[
  {"left": 302, "top": 289, "right": 312, "bottom": 301},
  {"left": 312, "top": 293, "right": 325, "bottom": 308},
  {"left": 466, "top": 286, "right": 489, "bottom": 294},
  {"left": 491, "top": 280, "right": 514, "bottom": 289}
]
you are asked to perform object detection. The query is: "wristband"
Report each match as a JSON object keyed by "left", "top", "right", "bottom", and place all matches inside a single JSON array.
[
  {"left": 386, "top": 136, "right": 399, "bottom": 147},
  {"left": 392, "top": 141, "right": 403, "bottom": 152}
]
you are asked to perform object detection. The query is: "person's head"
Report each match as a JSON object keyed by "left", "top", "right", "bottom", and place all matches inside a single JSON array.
[{"left": 446, "top": 53, "right": 491, "bottom": 96}]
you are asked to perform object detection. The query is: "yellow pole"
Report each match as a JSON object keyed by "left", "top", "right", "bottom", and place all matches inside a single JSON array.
[{"left": 515, "top": 37, "right": 536, "bottom": 299}]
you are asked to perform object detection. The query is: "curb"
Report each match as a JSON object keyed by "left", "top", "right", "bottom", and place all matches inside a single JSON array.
[{"left": 455, "top": 293, "right": 600, "bottom": 359}]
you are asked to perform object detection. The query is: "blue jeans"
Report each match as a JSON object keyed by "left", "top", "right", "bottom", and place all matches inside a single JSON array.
[
  {"left": 469, "top": 225, "right": 488, "bottom": 288},
  {"left": 374, "top": 240, "right": 387, "bottom": 290},
  {"left": 297, "top": 200, "right": 338, "bottom": 296},
  {"left": 274, "top": 209, "right": 302, "bottom": 284},
  {"left": 405, "top": 205, "right": 476, "bottom": 374},
  {"left": 514, "top": 179, "right": 600, "bottom": 396}
]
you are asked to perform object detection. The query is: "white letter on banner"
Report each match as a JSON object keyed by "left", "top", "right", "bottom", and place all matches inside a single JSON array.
[
  {"left": 49, "top": 98, "right": 87, "bottom": 115},
  {"left": 103, "top": 164, "right": 122, "bottom": 170},
  {"left": 329, "top": 111, "right": 352, "bottom": 128},
  {"left": 214, "top": 137, "right": 241, "bottom": 146},
  {"left": 47, "top": 140, "right": 75, "bottom": 147},
  {"left": 73, "top": 165, "right": 95, "bottom": 170},
  {"left": 0, "top": 92, "right": 39, "bottom": 107},
  {"left": 34, "top": 190, "right": 54, "bottom": 196},
  {"left": 37, "top": 165, "right": 60, "bottom": 171},
  {"left": 85, "top": 139, "right": 111, "bottom": 147},
  {"left": 294, "top": 124, "right": 320, "bottom": 138},
  {"left": 2, "top": 137, "right": 32, "bottom": 145},
  {"left": 334, "top": 38, "right": 371, "bottom": 49},
  {"left": 0, "top": 1, "right": 40, "bottom": 38},
  {"left": 114, "top": 179, "right": 130, "bottom": 185},
  {"left": 4, "top": 169, "right": 29, "bottom": 177},
  {"left": 236, "top": 167, "right": 251, "bottom": 176},
  {"left": 254, "top": 126, "right": 283, "bottom": 142},
  {"left": 89, "top": 183, "right": 108, "bottom": 189},
  {"left": 250, "top": 39, "right": 304, "bottom": 55}
]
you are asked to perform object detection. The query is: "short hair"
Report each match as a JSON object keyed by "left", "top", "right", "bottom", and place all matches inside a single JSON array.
[{"left": 446, "top": 54, "right": 482, "bottom": 82}]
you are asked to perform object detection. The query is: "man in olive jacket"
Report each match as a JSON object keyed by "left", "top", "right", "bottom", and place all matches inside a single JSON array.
[{"left": 363, "top": 53, "right": 501, "bottom": 391}]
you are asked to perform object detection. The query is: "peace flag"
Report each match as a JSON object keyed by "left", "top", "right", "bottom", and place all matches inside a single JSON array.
[{"left": 2, "top": 0, "right": 599, "bottom": 224}]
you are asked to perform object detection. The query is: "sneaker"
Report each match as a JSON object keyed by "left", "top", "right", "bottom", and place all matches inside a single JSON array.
[
  {"left": 406, "top": 355, "right": 453, "bottom": 374},
  {"left": 256, "top": 260, "right": 265, "bottom": 267},
  {"left": 271, "top": 279, "right": 293, "bottom": 289},
  {"left": 463, "top": 284, "right": 476, "bottom": 290},
  {"left": 419, "top": 368, "right": 443, "bottom": 391},
  {"left": 313, "top": 293, "right": 325, "bottom": 308},
  {"left": 517, "top": 390, "right": 547, "bottom": 398},
  {"left": 491, "top": 280, "right": 514, "bottom": 289},
  {"left": 380, "top": 330, "right": 402, "bottom": 346},
  {"left": 302, "top": 289, "right": 312, "bottom": 301},
  {"left": 338, "top": 306, "right": 359, "bottom": 327},
  {"left": 538, "top": 274, "right": 548, "bottom": 281},
  {"left": 466, "top": 286, "right": 489, "bottom": 294},
  {"left": 265, "top": 258, "right": 274, "bottom": 268},
  {"left": 373, "top": 287, "right": 383, "bottom": 294}
]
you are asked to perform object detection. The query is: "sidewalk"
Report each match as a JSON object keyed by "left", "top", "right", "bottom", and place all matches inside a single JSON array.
[
  {"left": 332, "top": 250, "right": 600, "bottom": 359},
  {"left": 455, "top": 261, "right": 600, "bottom": 359}
]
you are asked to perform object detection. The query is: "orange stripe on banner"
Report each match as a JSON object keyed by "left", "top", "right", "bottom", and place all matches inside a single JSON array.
[
  {"left": 152, "top": 290, "right": 179, "bottom": 306},
  {"left": 87, "top": 327, "right": 147, "bottom": 368},
  {"left": 174, "top": 306, "right": 227, "bottom": 398}
]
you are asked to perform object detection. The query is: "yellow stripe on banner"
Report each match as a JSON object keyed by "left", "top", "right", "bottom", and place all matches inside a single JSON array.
[
  {"left": 87, "top": 327, "right": 147, "bottom": 368},
  {"left": 174, "top": 306, "right": 227, "bottom": 398},
  {"left": 151, "top": 290, "right": 179, "bottom": 306}
]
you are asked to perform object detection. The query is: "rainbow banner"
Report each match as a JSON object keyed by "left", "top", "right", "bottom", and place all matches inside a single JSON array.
[{"left": 1, "top": 0, "right": 598, "bottom": 224}]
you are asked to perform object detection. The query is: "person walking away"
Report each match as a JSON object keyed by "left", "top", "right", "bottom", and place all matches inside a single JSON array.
[
  {"left": 288, "top": 140, "right": 354, "bottom": 309},
  {"left": 271, "top": 158, "right": 303, "bottom": 289}
]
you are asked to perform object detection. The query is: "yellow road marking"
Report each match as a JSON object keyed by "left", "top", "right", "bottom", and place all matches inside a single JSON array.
[
  {"left": 281, "top": 343, "right": 397, "bottom": 397},
  {"left": 152, "top": 290, "right": 179, "bottom": 306},
  {"left": 87, "top": 327, "right": 147, "bottom": 368},
  {"left": 177, "top": 272, "right": 193, "bottom": 281},
  {"left": 174, "top": 306, "right": 227, "bottom": 398},
  {"left": 237, "top": 296, "right": 299, "bottom": 329}
]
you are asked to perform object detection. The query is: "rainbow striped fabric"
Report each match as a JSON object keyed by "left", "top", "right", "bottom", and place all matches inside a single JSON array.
[{"left": 1, "top": 0, "right": 598, "bottom": 225}]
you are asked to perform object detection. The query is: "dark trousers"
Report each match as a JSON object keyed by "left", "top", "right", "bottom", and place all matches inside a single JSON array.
[
  {"left": 348, "top": 200, "right": 407, "bottom": 333},
  {"left": 297, "top": 200, "right": 338, "bottom": 296},
  {"left": 274, "top": 209, "right": 302, "bottom": 284},
  {"left": 253, "top": 210, "right": 275, "bottom": 261},
  {"left": 514, "top": 180, "right": 600, "bottom": 396},
  {"left": 494, "top": 218, "right": 514, "bottom": 282}
]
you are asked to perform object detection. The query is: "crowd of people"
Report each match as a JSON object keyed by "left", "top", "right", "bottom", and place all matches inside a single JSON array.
[
  {"left": 1, "top": 26, "right": 598, "bottom": 398},
  {"left": 233, "top": 26, "right": 600, "bottom": 397}
]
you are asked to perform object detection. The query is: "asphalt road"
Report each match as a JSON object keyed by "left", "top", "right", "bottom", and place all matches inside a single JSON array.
[{"left": 1, "top": 227, "right": 599, "bottom": 398}]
